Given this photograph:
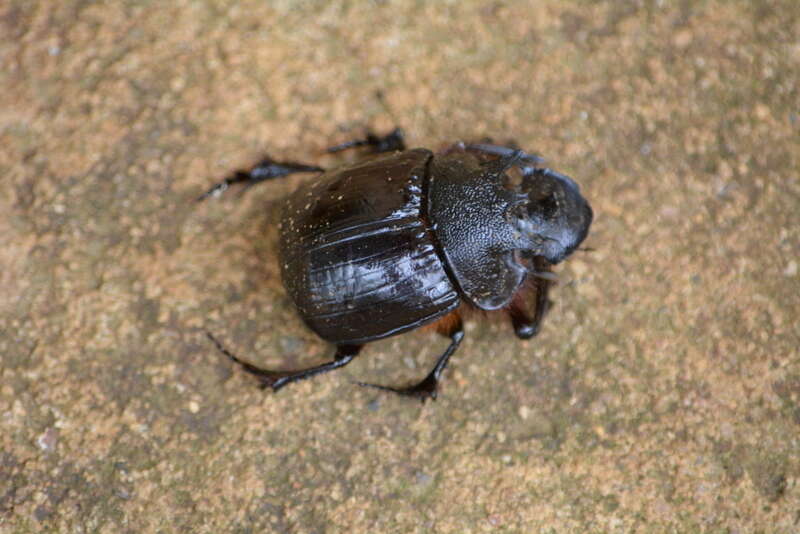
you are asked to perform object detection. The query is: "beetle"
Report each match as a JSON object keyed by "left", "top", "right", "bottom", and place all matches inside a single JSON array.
[{"left": 200, "top": 128, "right": 592, "bottom": 400}]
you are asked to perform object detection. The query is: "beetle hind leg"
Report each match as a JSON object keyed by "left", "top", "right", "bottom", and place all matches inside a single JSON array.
[
  {"left": 357, "top": 313, "right": 464, "bottom": 402},
  {"left": 197, "top": 157, "right": 324, "bottom": 201},
  {"left": 206, "top": 331, "right": 361, "bottom": 391}
]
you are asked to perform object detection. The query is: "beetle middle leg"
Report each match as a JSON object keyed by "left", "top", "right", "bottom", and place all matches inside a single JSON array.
[
  {"left": 326, "top": 127, "right": 406, "bottom": 154},
  {"left": 206, "top": 331, "right": 362, "bottom": 391},
  {"left": 357, "top": 312, "right": 464, "bottom": 401},
  {"left": 462, "top": 142, "right": 544, "bottom": 167}
]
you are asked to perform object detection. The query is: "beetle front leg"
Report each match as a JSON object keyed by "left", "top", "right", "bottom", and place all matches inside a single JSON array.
[
  {"left": 326, "top": 127, "right": 406, "bottom": 154},
  {"left": 206, "top": 332, "right": 361, "bottom": 391},
  {"left": 507, "top": 259, "right": 554, "bottom": 339},
  {"left": 197, "top": 157, "right": 324, "bottom": 201},
  {"left": 357, "top": 313, "right": 464, "bottom": 401}
]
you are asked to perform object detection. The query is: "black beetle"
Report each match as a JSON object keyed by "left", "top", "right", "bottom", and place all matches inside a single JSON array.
[{"left": 201, "top": 128, "right": 592, "bottom": 400}]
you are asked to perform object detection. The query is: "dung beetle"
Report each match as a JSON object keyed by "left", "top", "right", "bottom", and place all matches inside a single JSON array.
[{"left": 201, "top": 128, "right": 592, "bottom": 400}]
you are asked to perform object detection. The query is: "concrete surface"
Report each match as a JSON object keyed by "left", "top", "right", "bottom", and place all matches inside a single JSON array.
[{"left": 1, "top": 1, "right": 798, "bottom": 532}]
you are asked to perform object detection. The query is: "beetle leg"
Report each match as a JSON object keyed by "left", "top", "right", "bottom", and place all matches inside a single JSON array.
[
  {"left": 326, "top": 127, "right": 406, "bottom": 154},
  {"left": 206, "top": 331, "right": 361, "bottom": 391},
  {"left": 197, "top": 158, "right": 323, "bottom": 201},
  {"left": 462, "top": 143, "right": 545, "bottom": 167},
  {"left": 508, "top": 258, "right": 554, "bottom": 339},
  {"left": 357, "top": 314, "right": 464, "bottom": 401}
]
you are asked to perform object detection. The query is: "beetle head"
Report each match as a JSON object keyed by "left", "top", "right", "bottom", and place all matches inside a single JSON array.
[{"left": 511, "top": 167, "right": 593, "bottom": 264}]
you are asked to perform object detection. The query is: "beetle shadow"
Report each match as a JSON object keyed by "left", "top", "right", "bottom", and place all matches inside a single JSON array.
[{"left": 204, "top": 175, "right": 328, "bottom": 372}]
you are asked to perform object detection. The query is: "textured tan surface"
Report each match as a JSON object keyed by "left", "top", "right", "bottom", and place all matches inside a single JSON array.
[{"left": 2, "top": 1, "right": 799, "bottom": 532}]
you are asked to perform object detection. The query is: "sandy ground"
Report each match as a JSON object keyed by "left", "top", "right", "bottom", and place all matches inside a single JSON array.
[{"left": 1, "top": 1, "right": 798, "bottom": 532}]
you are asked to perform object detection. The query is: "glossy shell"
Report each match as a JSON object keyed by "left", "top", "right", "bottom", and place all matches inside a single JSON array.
[{"left": 279, "top": 149, "right": 459, "bottom": 345}]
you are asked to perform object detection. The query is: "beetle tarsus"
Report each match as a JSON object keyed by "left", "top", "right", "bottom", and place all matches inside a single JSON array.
[
  {"left": 326, "top": 127, "right": 406, "bottom": 154},
  {"left": 206, "top": 331, "right": 363, "bottom": 391},
  {"left": 355, "top": 377, "right": 438, "bottom": 402},
  {"left": 356, "top": 320, "right": 464, "bottom": 402},
  {"left": 197, "top": 158, "right": 323, "bottom": 201}
]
